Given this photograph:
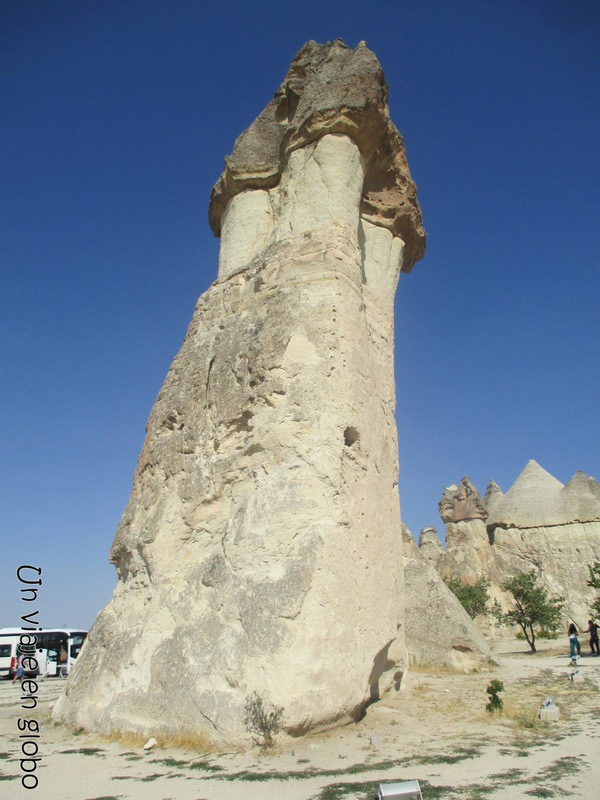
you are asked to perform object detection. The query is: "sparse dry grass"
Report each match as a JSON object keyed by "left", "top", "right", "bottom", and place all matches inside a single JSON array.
[
  {"left": 146, "top": 729, "right": 216, "bottom": 753},
  {"left": 102, "top": 730, "right": 149, "bottom": 749},
  {"left": 440, "top": 694, "right": 481, "bottom": 716},
  {"left": 400, "top": 658, "right": 598, "bottom": 768},
  {"left": 512, "top": 672, "right": 596, "bottom": 721},
  {"left": 58, "top": 746, "right": 107, "bottom": 756},
  {"left": 536, "top": 754, "right": 587, "bottom": 781},
  {"left": 535, "top": 646, "right": 568, "bottom": 658},
  {"left": 501, "top": 699, "right": 544, "bottom": 731},
  {"left": 100, "top": 727, "right": 217, "bottom": 753},
  {"left": 1, "top": 645, "right": 595, "bottom": 799},
  {"left": 479, "top": 666, "right": 598, "bottom": 732}
]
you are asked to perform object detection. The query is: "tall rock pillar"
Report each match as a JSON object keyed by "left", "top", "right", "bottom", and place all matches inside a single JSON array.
[{"left": 53, "top": 40, "right": 425, "bottom": 745}]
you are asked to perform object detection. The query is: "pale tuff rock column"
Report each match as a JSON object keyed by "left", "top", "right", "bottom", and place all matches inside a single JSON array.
[
  {"left": 418, "top": 526, "right": 443, "bottom": 566},
  {"left": 218, "top": 189, "right": 273, "bottom": 279},
  {"left": 53, "top": 40, "right": 425, "bottom": 745}
]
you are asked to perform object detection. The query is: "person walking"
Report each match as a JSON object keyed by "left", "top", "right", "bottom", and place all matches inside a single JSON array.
[
  {"left": 568, "top": 623, "right": 581, "bottom": 659},
  {"left": 587, "top": 619, "right": 599, "bottom": 656}
]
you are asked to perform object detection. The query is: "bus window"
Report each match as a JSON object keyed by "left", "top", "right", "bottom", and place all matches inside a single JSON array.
[{"left": 70, "top": 633, "right": 86, "bottom": 659}]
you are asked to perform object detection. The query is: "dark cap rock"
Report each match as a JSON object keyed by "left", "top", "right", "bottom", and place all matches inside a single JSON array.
[{"left": 209, "top": 39, "right": 425, "bottom": 271}]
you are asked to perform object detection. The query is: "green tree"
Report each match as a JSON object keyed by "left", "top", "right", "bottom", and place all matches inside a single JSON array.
[
  {"left": 445, "top": 577, "right": 490, "bottom": 618},
  {"left": 496, "top": 571, "right": 564, "bottom": 653},
  {"left": 587, "top": 561, "right": 600, "bottom": 618}
]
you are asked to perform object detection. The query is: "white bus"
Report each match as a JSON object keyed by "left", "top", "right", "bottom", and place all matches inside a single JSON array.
[{"left": 0, "top": 628, "right": 87, "bottom": 679}]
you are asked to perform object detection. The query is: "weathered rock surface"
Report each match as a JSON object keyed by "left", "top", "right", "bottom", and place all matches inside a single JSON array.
[
  {"left": 483, "top": 480, "right": 503, "bottom": 523},
  {"left": 435, "top": 479, "right": 497, "bottom": 593},
  {"left": 426, "top": 462, "right": 600, "bottom": 626},
  {"left": 53, "top": 40, "right": 425, "bottom": 746},
  {"left": 402, "top": 525, "right": 492, "bottom": 671},
  {"left": 487, "top": 461, "right": 600, "bottom": 529},
  {"left": 489, "top": 522, "right": 600, "bottom": 623},
  {"left": 439, "top": 519, "right": 496, "bottom": 586}
]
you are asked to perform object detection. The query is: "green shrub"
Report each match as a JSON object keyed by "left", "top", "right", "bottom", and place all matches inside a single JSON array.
[
  {"left": 445, "top": 577, "right": 490, "bottom": 618},
  {"left": 244, "top": 692, "right": 284, "bottom": 750},
  {"left": 486, "top": 679, "right": 504, "bottom": 712}
]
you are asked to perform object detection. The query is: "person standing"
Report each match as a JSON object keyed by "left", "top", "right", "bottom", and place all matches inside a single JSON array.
[
  {"left": 11, "top": 653, "right": 25, "bottom": 683},
  {"left": 587, "top": 619, "right": 599, "bottom": 656},
  {"left": 568, "top": 623, "right": 581, "bottom": 659}
]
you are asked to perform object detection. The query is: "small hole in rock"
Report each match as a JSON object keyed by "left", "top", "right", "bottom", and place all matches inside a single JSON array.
[{"left": 344, "top": 426, "right": 359, "bottom": 447}]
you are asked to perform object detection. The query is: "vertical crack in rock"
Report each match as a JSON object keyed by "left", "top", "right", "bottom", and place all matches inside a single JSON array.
[{"left": 53, "top": 39, "right": 425, "bottom": 746}]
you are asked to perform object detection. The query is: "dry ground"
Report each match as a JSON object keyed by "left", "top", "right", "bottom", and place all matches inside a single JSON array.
[{"left": 1, "top": 638, "right": 599, "bottom": 800}]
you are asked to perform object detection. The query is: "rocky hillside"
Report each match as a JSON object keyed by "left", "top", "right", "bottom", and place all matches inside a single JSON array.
[{"left": 420, "top": 461, "right": 600, "bottom": 628}]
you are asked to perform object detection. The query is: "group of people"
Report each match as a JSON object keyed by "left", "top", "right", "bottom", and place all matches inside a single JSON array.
[
  {"left": 12, "top": 643, "right": 69, "bottom": 682},
  {"left": 567, "top": 620, "right": 599, "bottom": 658}
]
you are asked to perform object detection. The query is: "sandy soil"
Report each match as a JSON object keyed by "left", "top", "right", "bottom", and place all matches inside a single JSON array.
[{"left": 1, "top": 638, "right": 598, "bottom": 800}]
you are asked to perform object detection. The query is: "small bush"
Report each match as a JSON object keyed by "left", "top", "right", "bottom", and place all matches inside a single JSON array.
[
  {"left": 244, "top": 692, "right": 284, "bottom": 750},
  {"left": 486, "top": 679, "right": 504, "bottom": 713}
]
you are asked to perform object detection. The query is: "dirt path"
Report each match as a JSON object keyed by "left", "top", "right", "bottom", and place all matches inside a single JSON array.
[{"left": 1, "top": 638, "right": 598, "bottom": 799}]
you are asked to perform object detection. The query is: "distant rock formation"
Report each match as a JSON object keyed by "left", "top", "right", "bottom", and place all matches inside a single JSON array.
[
  {"left": 424, "top": 461, "right": 600, "bottom": 626},
  {"left": 418, "top": 526, "right": 443, "bottom": 564},
  {"left": 486, "top": 461, "right": 600, "bottom": 529},
  {"left": 53, "top": 40, "right": 425, "bottom": 746},
  {"left": 434, "top": 479, "right": 496, "bottom": 586},
  {"left": 402, "top": 525, "right": 492, "bottom": 672},
  {"left": 439, "top": 477, "right": 488, "bottom": 523}
]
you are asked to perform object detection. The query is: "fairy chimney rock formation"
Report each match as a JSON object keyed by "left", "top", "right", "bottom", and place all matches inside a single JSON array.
[
  {"left": 483, "top": 480, "right": 503, "bottom": 522},
  {"left": 439, "top": 477, "right": 488, "bottom": 523},
  {"left": 53, "top": 40, "right": 425, "bottom": 746},
  {"left": 435, "top": 478, "right": 491, "bottom": 584}
]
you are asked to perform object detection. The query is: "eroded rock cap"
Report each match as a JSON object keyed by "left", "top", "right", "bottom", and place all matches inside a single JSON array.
[
  {"left": 439, "top": 477, "right": 488, "bottom": 523},
  {"left": 209, "top": 39, "right": 425, "bottom": 271}
]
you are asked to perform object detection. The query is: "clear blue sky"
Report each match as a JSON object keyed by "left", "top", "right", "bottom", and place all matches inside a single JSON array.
[{"left": 2, "top": 1, "right": 599, "bottom": 629}]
